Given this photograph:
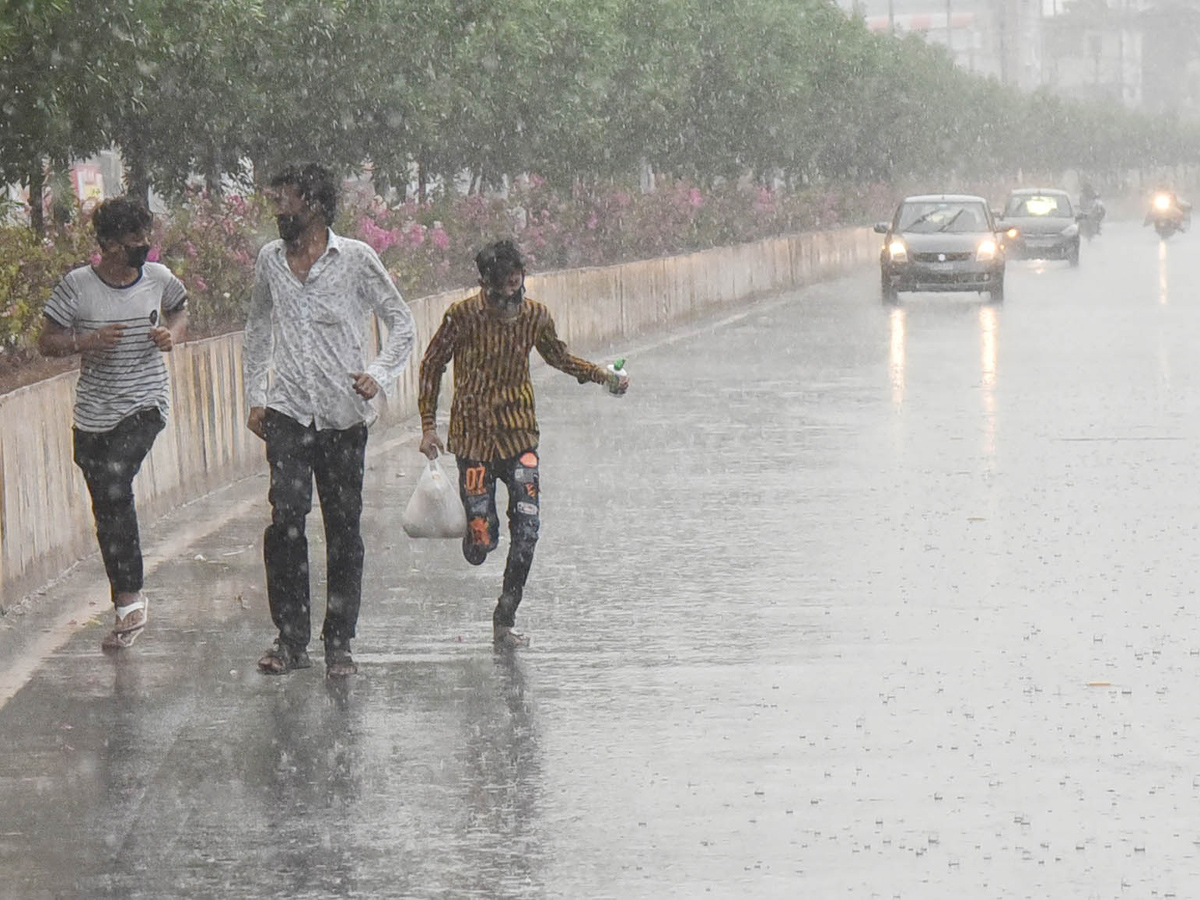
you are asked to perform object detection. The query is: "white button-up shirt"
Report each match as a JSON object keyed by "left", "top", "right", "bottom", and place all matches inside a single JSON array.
[{"left": 243, "top": 230, "right": 416, "bottom": 430}]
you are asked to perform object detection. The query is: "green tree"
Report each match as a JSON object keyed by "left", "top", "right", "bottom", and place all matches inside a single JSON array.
[{"left": 0, "top": 0, "right": 111, "bottom": 232}]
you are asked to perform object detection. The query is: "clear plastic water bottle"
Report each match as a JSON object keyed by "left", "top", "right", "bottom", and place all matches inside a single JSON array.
[{"left": 606, "top": 358, "right": 627, "bottom": 396}]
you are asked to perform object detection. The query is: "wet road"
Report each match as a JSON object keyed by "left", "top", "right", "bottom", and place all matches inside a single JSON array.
[{"left": 5, "top": 219, "right": 1200, "bottom": 898}]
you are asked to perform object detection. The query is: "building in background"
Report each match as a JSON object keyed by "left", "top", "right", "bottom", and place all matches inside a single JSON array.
[
  {"left": 853, "top": 0, "right": 1047, "bottom": 89},
  {"left": 847, "top": 0, "right": 1200, "bottom": 113},
  {"left": 1042, "top": 0, "right": 1146, "bottom": 106}
]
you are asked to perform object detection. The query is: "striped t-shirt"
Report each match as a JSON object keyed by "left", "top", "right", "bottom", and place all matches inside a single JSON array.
[
  {"left": 43, "top": 263, "right": 188, "bottom": 432},
  {"left": 418, "top": 292, "right": 608, "bottom": 461}
]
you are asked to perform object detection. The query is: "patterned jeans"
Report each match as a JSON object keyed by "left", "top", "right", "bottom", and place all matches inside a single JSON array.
[{"left": 456, "top": 449, "right": 541, "bottom": 626}]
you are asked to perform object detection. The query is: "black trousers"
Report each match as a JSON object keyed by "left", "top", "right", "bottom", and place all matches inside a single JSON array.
[
  {"left": 73, "top": 408, "right": 165, "bottom": 603},
  {"left": 263, "top": 409, "right": 367, "bottom": 651},
  {"left": 457, "top": 450, "right": 540, "bottom": 626}
]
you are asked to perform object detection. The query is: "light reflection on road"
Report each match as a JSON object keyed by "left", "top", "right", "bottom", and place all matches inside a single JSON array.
[
  {"left": 888, "top": 305, "right": 906, "bottom": 406},
  {"left": 979, "top": 303, "right": 999, "bottom": 465},
  {"left": 1158, "top": 239, "right": 1169, "bottom": 306}
]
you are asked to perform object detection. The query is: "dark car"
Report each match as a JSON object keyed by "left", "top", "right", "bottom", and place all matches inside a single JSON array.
[
  {"left": 876, "top": 194, "right": 1006, "bottom": 303},
  {"left": 998, "top": 188, "right": 1080, "bottom": 266}
]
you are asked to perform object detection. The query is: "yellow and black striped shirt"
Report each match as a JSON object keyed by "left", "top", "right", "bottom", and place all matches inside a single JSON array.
[{"left": 419, "top": 292, "right": 608, "bottom": 461}]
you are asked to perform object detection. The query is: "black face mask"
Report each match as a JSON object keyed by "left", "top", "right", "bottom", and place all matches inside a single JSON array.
[
  {"left": 125, "top": 244, "right": 151, "bottom": 269},
  {"left": 276, "top": 214, "right": 306, "bottom": 243},
  {"left": 488, "top": 282, "right": 525, "bottom": 309}
]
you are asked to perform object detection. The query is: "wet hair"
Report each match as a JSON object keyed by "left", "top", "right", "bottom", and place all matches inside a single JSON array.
[
  {"left": 269, "top": 163, "right": 338, "bottom": 226},
  {"left": 92, "top": 197, "right": 153, "bottom": 245},
  {"left": 475, "top": 239, "right": 526, "bottom": 284}
]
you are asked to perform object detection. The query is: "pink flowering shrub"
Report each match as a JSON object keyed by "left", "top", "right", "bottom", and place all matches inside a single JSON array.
[
  {"left": 1, "top": 175, "right": 1018, "bottom": 386},
  {"left": 0, "top": 219, "right": 94, "bottom": 356},
  {"left": 154, "top": 189, "right": 273, "bottom": 335},
  {"left": 342, "top": 176, "right": 897, "bottom": 295}
]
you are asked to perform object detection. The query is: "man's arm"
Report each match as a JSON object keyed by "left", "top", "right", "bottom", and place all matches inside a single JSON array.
[
  {"left": 150, "top": 271, "right": 189, "bottom": 352},
  {"left": 534, "top": 310, "right": 608, "bottom": 385},
  {"left": 243, "top": 254, "right": 274, "bottom": 438},
  {"left": 39, "top": 274, "right": 127, "bottom": 357},
  {"left": 359, "top": 247, "right": 416, "bottom": 396},
  {"left": 38, "top": 317, "right": 79, "bottom": 357},
  {"left": 417, "top": 310, "right": 457, "bottom": 457},
  {"left": 38, "top": 316, "right": 126, "bottom": 357},
  {"left": 150, "top": 308, "right": 188, "bottom": 352}
]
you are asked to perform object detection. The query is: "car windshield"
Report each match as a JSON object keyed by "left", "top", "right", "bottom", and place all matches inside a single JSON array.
[
  {"left": 897, "top": 201, "right": 989, "bottom": 234},
  {"left": 1004, "top": 194, "right": 1073, "bottom": 218}
]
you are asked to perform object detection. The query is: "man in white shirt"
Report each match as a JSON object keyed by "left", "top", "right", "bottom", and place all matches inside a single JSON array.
[
  {"left": 38, "top": 197, "right": 189, "bottom": 650},
  {"left": 243, "top": 164, "right": 416, "bottom": 678}
]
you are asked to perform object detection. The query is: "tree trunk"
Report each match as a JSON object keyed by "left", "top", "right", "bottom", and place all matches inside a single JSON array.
[
  {"left": 373, "top": 168, "right": 390, "bottom": 201},
  {"left": 28, "top": 165, "right": 45, "bottom": 236},
  {"left": 417, "top": 159, "right": 427, "bottom": 204},
  {"left": 121, "top": 139, "right": 151, "bottom": 206},
  {"left": 204, "top": 143, "right": 223, "bottom": 198}
]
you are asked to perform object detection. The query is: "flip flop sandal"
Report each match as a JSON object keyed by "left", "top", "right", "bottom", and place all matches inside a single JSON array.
[{"left": 101, "top": 597, "right": 148, "bottom": 650}]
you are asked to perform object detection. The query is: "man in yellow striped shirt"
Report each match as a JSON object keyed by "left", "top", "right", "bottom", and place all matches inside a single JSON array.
[{"left": 418, "top": 240, "right": 628, "bottom": 646}]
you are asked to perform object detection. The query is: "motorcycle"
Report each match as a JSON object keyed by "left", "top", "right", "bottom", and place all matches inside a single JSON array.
[
  {"left": 1078, "top": 197, "right": 1105, "bottom": 240},
  {"left": 1145, "top": 192, "right": 1191, "bottom": 239}
]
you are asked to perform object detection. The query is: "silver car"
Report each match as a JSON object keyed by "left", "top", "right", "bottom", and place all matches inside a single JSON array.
[
  {"left": 876, "top": 194, "right": 1007, "bottom": 303},
  {"left": 998, "top": 188, "right": 1080, "bottom": 266}
]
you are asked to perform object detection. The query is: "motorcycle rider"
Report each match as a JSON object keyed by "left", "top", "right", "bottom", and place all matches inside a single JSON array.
[
  {"left": 1078, "top": 181, "right": 1105, "bottom": 237},
  {"left": 1146, "top": 185, "right": 1192, "bottom": 231}
]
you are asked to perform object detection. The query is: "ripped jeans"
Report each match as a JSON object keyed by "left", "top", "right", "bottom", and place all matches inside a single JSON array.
[{"left": 456, "top": 450, "right": 540, "bottom": 626}]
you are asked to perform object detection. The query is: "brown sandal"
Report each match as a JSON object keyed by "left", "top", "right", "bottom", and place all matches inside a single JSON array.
[
  {"left": 257, "top": 640, "right": 312, "bottom": 674},
  {"left": 325, "top": 649, "right": 358, "bottom": 678}
]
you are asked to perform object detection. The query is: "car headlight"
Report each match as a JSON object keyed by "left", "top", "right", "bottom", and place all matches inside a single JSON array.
[
  {"left": 1005, "top": 228, "right": 1019, "bottom": 239},
  {"left": 1061, "top": 223, "right": 1079, "bottom": 237},
  {"left": 888, "top": 240, "right": 908, "bottom": 263},
  {"left": 976, "top": 239, "right": 997, "bottom": 262}
]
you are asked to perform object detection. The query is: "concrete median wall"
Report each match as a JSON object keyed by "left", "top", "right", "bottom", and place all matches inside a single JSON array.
[{"left": 0, "top": 226, "right": 877, "bottom": 608}]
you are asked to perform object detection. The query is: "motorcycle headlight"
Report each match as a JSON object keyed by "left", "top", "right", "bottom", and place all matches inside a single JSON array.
[
  {"left": 1005, "top": 227, "right": 1019, "bottom": 239},
  {"left": 1154, "top": 194, "right": 1172, "bottom": 211},
  {"left": 888, "top": 240, "right": 908, "bottom": 263},
  {"left": 976, "top": 239, "right": 997, "bottom": 262}
]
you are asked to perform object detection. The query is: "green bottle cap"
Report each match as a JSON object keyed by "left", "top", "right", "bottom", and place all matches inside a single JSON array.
[{"left": 613, "top": 358, "right": 625, "bottom": 371}]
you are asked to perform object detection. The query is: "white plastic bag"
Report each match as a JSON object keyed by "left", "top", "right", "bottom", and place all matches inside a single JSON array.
[{"left": 402, "top": 455, "right": 467, "bottom": 539}]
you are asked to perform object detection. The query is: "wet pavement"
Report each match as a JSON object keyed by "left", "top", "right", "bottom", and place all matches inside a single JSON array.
[{"left": 5, "top": 220, "right": 1200, "bottom": 897}]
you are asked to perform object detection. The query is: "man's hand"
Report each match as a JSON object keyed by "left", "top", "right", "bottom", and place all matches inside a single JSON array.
[
  {"left": 149, "top": 325, "right": 175, "bottom": 352},
  {"left": 419, "top": 431, "right": 444, "bottom": 459},
  {"left": 89, "top": 323, "right": 128, "bottom": 351},
  {"left": 351, "top": 373, "right": 380, "bottom": 399},
  {"left": 247, "top": 406, "right": 267, "bottom": 441},
  {"left": 606, "top": 370, "right": 630, "bottom": 395}
]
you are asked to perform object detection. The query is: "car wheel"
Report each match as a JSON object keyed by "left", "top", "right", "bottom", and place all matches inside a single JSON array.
[{"left": 881, "top": 271, "right": 898, "bottom": 304}]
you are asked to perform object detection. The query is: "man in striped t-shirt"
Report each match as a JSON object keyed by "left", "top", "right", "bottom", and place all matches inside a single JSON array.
[
  {"left": 38, "top": 197, "right": 188, "bottom": 650},
  {"left": 418, "top": 239, "right": 628, "bottom": 647}
]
